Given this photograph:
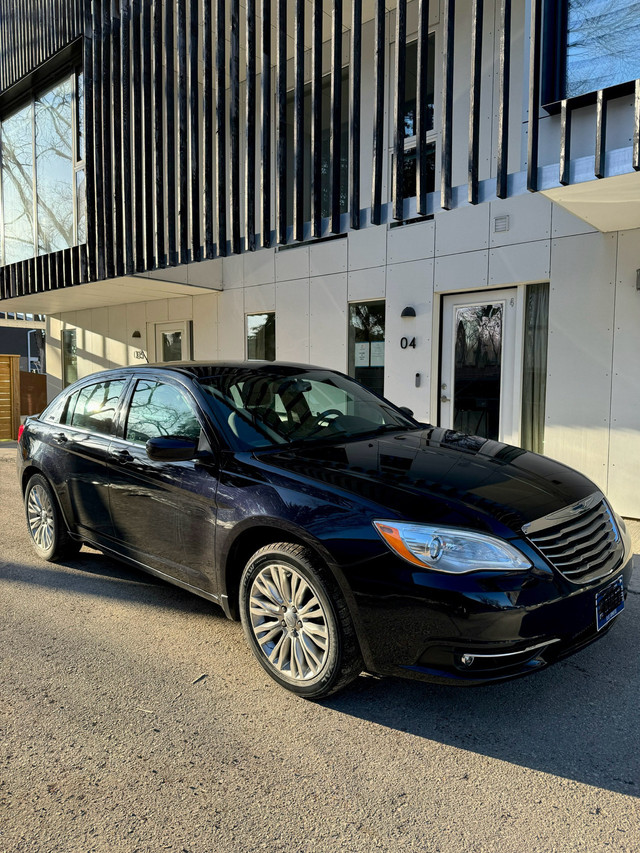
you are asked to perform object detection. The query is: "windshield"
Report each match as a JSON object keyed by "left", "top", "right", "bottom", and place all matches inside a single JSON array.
[{"left": 196, "top": 366, "right": 418, "bottom": 449}]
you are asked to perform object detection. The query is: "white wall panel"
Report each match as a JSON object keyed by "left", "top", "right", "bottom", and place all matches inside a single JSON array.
[
  {"left": 222, "top": 254, "right": 244, "bottom": 288},
  {"left": 244, "top": 248, "right": 276, "bottom": 287},
  {"left": 551, "top": 203, "right": 599, "bottom": 239},
  {"left": 244, "top": 283, "right": 276, "bottom": 314},
  {"left": 275, "top": 279, "right": 310, "bottom": 363},
  {"left": 387, "top": 220, "right": 435, "bottom": 265},
  {"left": 489, "top": 193, "right": 552, "bottom": 247},
  {"left": 385, "top": 259, "right": 434, "bottom": 421},
  {"left": 145, "top": 300, "right": 169, "bottom": 323},
  {"left": 276, "top": 245, "right": 310, "bottom": 282},
  {"left": 435, "top": 204, "right": 490, "bottom": 255},
  {"left": 46, "top": 316, "right": 62, "bottom": 401},
  {"left": 544, "top": 233, "right": 617, "bottom": 490},
  {"left": 106, "top": 305, "right": 128, "bottom": 367},
  {"left": 167, "top": 296, "right": 193, "bottom": 320},
  {"left": 215, "top": 289, "right": 245, "bottom": 360},
  {"left": 347, "top": 266, "right": 386, "bottom": 303},
  {"left": 348, "top": 226, "right": 387, "bottom": 271},
  {"left": 309, "top": 274, "right": 347, "bottom": 371},
  {"left": 310, "top": 237, "right": 348, "bottom": 277},
  {"left": 192, "top": 293, "right": 219, "bottom": 360},
  {"left": 607, "top": 229, "right": 640, "bottom": 517},
  {"left": 434, "top": 249, "right": 489, "bottom": 292},
  {"left": 489, "top": 240, "right": 550, "bottom": 287}
]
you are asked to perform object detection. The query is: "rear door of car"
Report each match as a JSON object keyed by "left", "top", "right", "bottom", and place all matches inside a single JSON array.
[
  {"left": 34, "top": 375, "right": 131, "bottom": 543},
  {"left": 106, "top": 373, "right": 220, "bottom": 592}
]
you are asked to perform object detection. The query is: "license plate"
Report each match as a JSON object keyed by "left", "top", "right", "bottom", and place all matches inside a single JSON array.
[{"left": 596, "top": 575, "right": 625, "bottom": 631}]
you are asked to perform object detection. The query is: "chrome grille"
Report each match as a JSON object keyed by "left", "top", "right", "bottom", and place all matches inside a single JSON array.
[{"left": 524, "top": 496, "right": 624, "bottom": 584}]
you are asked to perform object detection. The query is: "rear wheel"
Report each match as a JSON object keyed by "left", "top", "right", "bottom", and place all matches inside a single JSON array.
[
  {"left": 239, "top": 543, "right": 362, "bottom": 698},
  {"left": 24, "top": 474, "right": 81, "bottom": 562}
]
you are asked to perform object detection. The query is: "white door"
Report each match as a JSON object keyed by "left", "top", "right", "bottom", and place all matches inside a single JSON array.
[
  {"left": 440, "top": 289, "right": 522, "bottom": 445},
  {"left": 154, "top": 321, "right": 191, "bottom": 363}
]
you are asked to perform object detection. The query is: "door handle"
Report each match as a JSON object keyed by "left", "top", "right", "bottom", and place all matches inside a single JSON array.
[
  {"left": 440, "top": 396, "right": 451, "bottom": 403},
  {"left": 111, "top": 449, "right": 133, "bottom": 464},
  {"left": 53, "top": 432, "right": 68, "bottom": 443}
]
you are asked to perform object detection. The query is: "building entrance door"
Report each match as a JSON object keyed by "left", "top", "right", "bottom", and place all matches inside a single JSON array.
[{"left": 440, "top": 289, "right": 521, "bottom": 444}]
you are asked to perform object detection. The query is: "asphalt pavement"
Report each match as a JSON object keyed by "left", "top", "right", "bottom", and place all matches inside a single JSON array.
[{"left": 1, "top": 446, "right": 639, "bottom": 853}]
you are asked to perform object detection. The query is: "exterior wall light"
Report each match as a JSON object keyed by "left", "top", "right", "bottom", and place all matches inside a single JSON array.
[
  {"left": 401, "top": 306, "right": 416, "bottom": 318},
  {"left": 131, "top": 330, "right": 142, "bottom": 339}
]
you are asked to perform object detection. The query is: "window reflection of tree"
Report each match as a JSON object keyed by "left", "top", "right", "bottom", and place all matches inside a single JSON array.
[
  {"left": 72, "top": 380, "right": 124, "bottom": 434},
  {"left": 455, "top": 306, "right": 502, "bottom": 368},
  {"left": 127, "top": 381, "right": 200, "bottom": 442}
]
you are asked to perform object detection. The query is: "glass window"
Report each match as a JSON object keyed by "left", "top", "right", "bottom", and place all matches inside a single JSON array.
[
  {"left": 521, "top": 283, "right": 549, "bottom": 454},
  {"left": 348, "top": 301, "right": 385, "bottom": 396},
  {"left": 36, "top": 78, "right": 74, "bottom": 255},
  {"left": 1, "top": 103, "right": 35, "bottom": 265},
  {"left": 285, "top": 70, "right": 349, "bottom": 228},
  {"left": 403, "top": 37, "right": 435, "bottom": 139},
  {"left": 69, "top": 380, "right": 126, "bottom": 434},
  {"left": 565, "top": 0, "right": 640, "bottom": 98},
  {"left": 42, "top": 393, "right": 68, "bottom": 424},
  {"left": 0, "top": 72, "right": 83, "bottom": 266},
  {"left": 125, "top": 380, "right": 201, "bottom": 444},
  {"left": 247, "top": 313, "right": 276, "bottom": 361},
  {"left": 62, "top": 329, "right": 77, "bottom": 387}
]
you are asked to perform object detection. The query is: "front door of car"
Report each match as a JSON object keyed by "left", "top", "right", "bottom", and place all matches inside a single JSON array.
[{"left": 106, "top": 377, "right": 218, "bottom": 592}]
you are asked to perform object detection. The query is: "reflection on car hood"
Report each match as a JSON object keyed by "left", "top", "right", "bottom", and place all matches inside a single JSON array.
[{"left": 255, "top": 426, "right": 597, "bottom": 535}]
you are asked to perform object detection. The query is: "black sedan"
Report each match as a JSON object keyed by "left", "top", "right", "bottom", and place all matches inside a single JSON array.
[{"left": 17, "top": 362, "right": 633, "bottom": 698}]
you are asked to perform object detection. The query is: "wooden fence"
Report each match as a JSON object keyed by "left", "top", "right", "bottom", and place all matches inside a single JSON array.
[{"left": 0, "top": 354, "right": 20, "bottom": 440}]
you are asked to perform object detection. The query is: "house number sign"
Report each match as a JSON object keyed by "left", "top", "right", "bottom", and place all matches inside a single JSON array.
[{"left": 400, "top": 337, "right": 416, "bottom": 349}]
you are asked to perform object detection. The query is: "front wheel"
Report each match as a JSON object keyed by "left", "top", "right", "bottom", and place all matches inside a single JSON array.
[
  {"left": 239, "top": 543, "right": 362, "bottom": 698},
  {"left": 24, "top": 474, "right": 81, "bottom": 562}
]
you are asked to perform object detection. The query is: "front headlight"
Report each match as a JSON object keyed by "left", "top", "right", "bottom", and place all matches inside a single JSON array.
[{"left": 373, "top": 520, "right": 532, "bottom": 574}]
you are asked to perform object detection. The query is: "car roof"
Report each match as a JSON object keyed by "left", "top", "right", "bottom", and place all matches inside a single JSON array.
[{"left": 73, "top": 361, "right": 333, "bottom": 384}]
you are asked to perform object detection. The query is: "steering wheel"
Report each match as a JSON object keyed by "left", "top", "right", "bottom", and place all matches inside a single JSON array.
[{"left": 312, "top": 409, "right": 343, "bottom": 426}]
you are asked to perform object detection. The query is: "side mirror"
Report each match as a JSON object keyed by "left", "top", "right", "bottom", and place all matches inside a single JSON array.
[
  {"left": 146, "top": 435, "right": 199, "bottom": 462},
  {"left": 398, "top": 406, "right": 414, "bottom": 418}
]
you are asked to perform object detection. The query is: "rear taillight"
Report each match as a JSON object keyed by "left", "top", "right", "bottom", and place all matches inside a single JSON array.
[{"left": 17, "top": 424, "right": 24, "bottom": 442}]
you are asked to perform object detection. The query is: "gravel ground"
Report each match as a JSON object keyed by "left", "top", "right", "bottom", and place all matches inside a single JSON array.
[{"left": 1, "top": 446, "right": 639, "bottom": 853}]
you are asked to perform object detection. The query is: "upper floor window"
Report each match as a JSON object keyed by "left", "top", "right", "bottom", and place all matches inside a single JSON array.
[
  {"left": 0, "top": 70, "right": 85, "bottom": 266},
  {"left": 544, "top": 0, "right": 640, "bottom": 103}
]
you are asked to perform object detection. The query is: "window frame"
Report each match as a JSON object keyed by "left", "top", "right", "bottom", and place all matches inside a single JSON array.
[
  {"left": 246, "top": 311, "right": 276, "bottom": 362},
  {"left": 0, "top": 67, "right": 85, "bottom": 267}
]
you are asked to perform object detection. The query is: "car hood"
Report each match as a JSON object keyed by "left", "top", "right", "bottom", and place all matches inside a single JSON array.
[{"left": 254, "top": 426, "right": 598, "bottom": 536}]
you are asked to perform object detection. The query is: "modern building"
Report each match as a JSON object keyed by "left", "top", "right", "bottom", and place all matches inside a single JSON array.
[
  {"left": 0, "top": 1, "right": 639, "bottom": 514},
  {"left": 0, "top": 311, "right": 46, "bottom": 372}
]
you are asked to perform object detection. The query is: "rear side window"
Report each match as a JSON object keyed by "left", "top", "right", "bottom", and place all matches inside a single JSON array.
[
  {"left": 125, "top": 379, "right": 201, "bottom": 444},
  {"left": 42, "top": 394, "right": 68, "bottom": 424},
  {"left": 65, "top": 380, "right": 126, "bottom": 435}
]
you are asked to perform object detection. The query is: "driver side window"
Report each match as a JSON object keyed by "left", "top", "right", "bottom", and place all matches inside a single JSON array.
[{"left": 125, "top": 379, "right": 201, "bottom": 444}]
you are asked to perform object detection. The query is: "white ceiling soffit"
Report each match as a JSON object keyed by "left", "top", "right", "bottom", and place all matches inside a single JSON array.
[
  {"left": 542, "top": 172, "right": 640, "bottom": 233},
  {"left": 0, "top": 271, "right": 222, "bottom": 316}
]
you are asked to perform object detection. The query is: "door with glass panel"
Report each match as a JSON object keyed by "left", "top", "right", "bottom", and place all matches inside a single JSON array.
[
  {"left": 440, "top": 290, "right": 521, "bottom": 445},
  {"left": 155, "top": 321, "right": 190, "bottom": 362}
]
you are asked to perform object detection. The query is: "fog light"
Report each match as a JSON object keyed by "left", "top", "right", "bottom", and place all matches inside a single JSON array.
[{"left": 461, "top": 654, "right": 475, "bottom": 667}]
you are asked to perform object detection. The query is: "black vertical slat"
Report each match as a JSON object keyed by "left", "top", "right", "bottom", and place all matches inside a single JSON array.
[
  {"left": 93, "top": 0, "right": 106, "bottom": 279},
  {"left": 245, "top": 0, "right": 256, "bottom": 252},
  {"left": 230, "top": 0, "right": 241, "bottom": 254},
  {"left": 102, "top": 1, "right": 114, "bottom": 278},
  {"left": 121, "top": 0, "right": 134, "bottom": 275},
  {"left": 496, "top": 0, "right": 511, "bottom": 199},
  {"left": 143, "top": 0, "right": 155, "bottom": 267},
  {"left": 177, "top": 0, "right": 189, "bottom": 263},
  {"left": 634, "top": 79, "right": 640, "bottom": 171},
  {"left": 559, "top": 99, "right": 571, "bottom": 185},
  {"left": 165, "top": 0, "right": 177, "bottom": 264},
  {"left": 595, "top": 90, "right": 607, "bottom": 179},
  {"left": 203, "top": 0, "right": 215, "bottom": 258},
  {"left": 261, "top": 0, "right": 272, "bottom": 248},
  {"left": 416, "top": 0, "right": 430, "bottom": 215},
  {"left": 310, "top": 0, "right": 322, "bottom": 237},
  {"left": 330, "top": 0, "right": 343, "bottom": 234},
  {"left": 216, "top": 0, "right": 227, "bottom": 255},
  {"left": 276, "top": 0, "right": 287, "bottom": 245},
  {"left": 190, "top": 0, "right": 201, "bottom": 261},
  {"left": 112, "top": 1, "right": 124, "bottom": 278},
  {"left": 393, "top": 0, "right": 407, "bottom": 222},
  {"left": 527, "top": 0, "right": 542, "bottom": 192},
  {"left": 371, "top": 0, "right": 385, "bottom": 225},
  {"left": 349, "top": 0, "right": 361, "bottom": 230},
  {"left": 441, "top": 0, "right": 455, "bottom": 210},
  {"left": 293, "top": 0, "right": 304, "bottom": 242},
  {"left": 468, "top": 0, "right": 482, "bottom": 205},
  {"left": 84, "top": 0, "right": 97, "bottom": 280},
  {"left": 132, "top": 0, "right": 144, "bottom": 270},
  {"left": 154, "top": 0, "right": 166, "bottom": 266}
]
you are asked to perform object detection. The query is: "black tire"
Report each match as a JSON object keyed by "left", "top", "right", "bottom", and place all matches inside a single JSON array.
[
  {"left": 239, "top": 542, "right": 363, "bottom": 698},
  {"left": 24, "top": 474, "right": 81, "bottom": 562}
]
